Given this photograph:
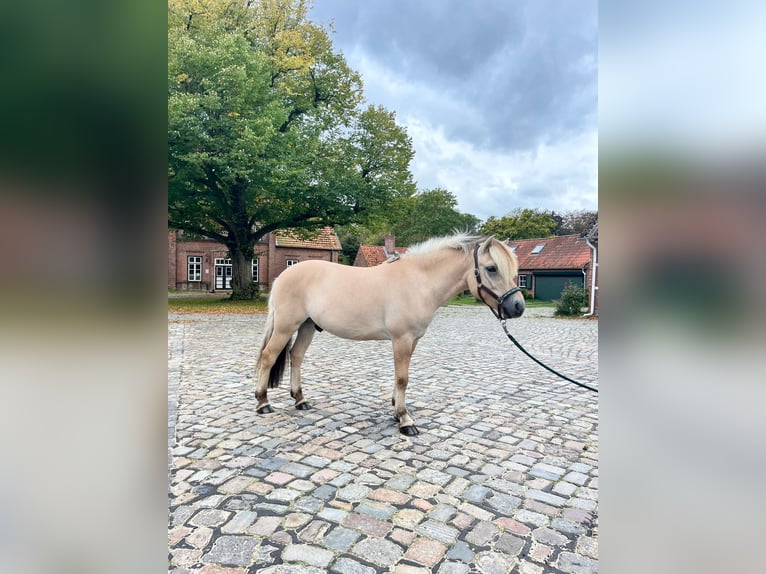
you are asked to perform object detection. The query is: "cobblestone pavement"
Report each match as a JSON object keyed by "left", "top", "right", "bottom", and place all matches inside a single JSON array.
[{"left": 169, "top": 306, "right": 598, "bottom": 574}]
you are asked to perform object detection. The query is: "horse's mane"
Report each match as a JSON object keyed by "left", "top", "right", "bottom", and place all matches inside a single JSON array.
[
  {"left": 404, "top": 232, "right": 483, "bottom": 257},
  {"left": 404, "top": 232, "right": 518, "bottom": 277}
]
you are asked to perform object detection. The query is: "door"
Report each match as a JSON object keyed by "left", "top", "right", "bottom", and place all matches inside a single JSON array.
[
  {"left": 534, "top": 273, "right": 583, "bottom": 301},
  {"left": 214, "top": 258, "right": 232, "bottom": 289}
]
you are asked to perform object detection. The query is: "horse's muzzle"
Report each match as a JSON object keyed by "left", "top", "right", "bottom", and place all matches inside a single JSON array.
[{"left": 502, "top": 295, "right": 525, "bottom": 319}]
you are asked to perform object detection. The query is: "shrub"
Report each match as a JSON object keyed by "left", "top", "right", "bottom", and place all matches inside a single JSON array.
[
  {"left": 555, "top": 284, "right": 588, "bottom": 316},
  {"left": 229, "top": 282, "right": 260, "bottom": 301},
  {"left": 520, "top": 289, "right": 532, "bottom": 300}
]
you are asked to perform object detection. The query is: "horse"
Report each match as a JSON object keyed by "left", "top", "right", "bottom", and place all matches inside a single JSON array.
[{"left": 254, "top": 232, "right": 525, "bottom": 435}]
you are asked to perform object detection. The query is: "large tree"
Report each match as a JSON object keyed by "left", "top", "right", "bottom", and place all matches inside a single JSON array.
[
  {"left": 479, "top": 208, "right": 558, "bottom": 240},
  {"left": 168, "top": 0, "right": 415, "bottom": 297}
]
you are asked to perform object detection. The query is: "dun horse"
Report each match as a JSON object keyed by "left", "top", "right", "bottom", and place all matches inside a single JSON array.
[{"left": 254, "top": 233, "right": 524, "bottom": 435}]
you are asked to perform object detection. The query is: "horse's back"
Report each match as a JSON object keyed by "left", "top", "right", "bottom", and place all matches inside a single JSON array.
[{"left": 270, "top": 259, "right": 400, "bottom": 339}]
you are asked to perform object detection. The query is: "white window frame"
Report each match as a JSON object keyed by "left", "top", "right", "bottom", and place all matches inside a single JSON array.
[
  {"left": 285, "top": 259, "right": 299, "bottom": 268},
  {"left": 252, "top": 259, "right": 259, "bottom": 282},
  {"left": 518, "top": 274, "right": 528, "bottom": 288},
  {"left": 213, "top": 258, "right": 233, "bottom": 289},
  {"left": 187, "top": 256, "right": 202, "bottom": 282}
]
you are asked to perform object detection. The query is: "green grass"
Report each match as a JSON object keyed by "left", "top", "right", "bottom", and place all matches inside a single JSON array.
[
  {"left": 445, "top": 292, "right": 484, "bottom": 306},
  {"left": 524, "top": 299, "right": 557, "bottom": 308},
  {"left": 168, "top": 295, "right": 269, "bottom": 314},
  {"left": 445, "top": 292, "right": 556, "bottom": 308}
]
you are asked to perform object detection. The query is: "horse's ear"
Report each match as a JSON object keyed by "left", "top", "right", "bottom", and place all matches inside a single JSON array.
[{"left": 479, "top": 236, "right": 494, "bottom": 254}]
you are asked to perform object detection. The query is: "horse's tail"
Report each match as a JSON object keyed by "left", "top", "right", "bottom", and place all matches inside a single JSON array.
[
  {"left": 268, "top": 342, "right": 290, "bottom": 389},
  {"left": 257, "top": 294, "right": 291, "bottom": 389}
]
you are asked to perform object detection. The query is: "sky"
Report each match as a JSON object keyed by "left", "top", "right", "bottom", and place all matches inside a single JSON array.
[
  {"left": 599, "top": 0, "right": 766, "bottom": 155},
  {"left": 309, "top": 0, "right": 598, "bottom": 221}
]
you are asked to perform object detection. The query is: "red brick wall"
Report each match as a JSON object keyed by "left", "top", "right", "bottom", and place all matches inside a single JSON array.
[
  {"left": 172, "top": 238, "right": 228, "bottom": 291},
  {"left": 168, "top": 230, "right": 339, "bottom": 291},
  {"left": 268, "top": 246, "right": 337, "bottom": 287}
]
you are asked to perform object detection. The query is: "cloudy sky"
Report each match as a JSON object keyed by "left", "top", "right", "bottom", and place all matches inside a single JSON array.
[{"left": 309, "top": 0, "right": 597, "bottom": 221}]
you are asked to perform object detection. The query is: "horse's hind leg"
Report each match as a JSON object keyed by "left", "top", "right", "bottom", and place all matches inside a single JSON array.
[
  {"left": 392, "top": 336, "right": 419, "bottom": 436},
  {"left": 289, "top": 319, "right": 317, "bottom": 410},
  {"left": 255, "top": 329, "right": 293, "bottom": 414}
]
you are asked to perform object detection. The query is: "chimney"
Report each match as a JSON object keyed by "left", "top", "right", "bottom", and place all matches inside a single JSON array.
[{"left": 383, "top": 234, "right": 395, "bottom": 256}]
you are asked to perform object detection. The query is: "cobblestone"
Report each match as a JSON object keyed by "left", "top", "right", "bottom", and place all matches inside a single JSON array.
[
  {"left": 352, "top": 537, "right": 404, "bottom": 567},
  {"left": 282, "top": 544, "right": 334, "bottom": 567},
  {"left": 201, "top": 536, "right": 258, "bottom": 566},
  {"left": 169, "top": 306, "right": 598, "bottom": 572}
]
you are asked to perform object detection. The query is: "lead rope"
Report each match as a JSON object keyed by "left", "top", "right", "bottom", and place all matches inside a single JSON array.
[{"left": 500, "top": 319, "right": 599, "bottom": 393}]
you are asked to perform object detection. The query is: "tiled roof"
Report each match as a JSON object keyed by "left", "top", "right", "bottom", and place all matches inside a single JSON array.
[
  {"left": 275, "top": 226, "right": 342, "bottom": 250},
  {"left": 356, "top": 244, "right": 409, "bottom": 267},
  {"left": 507, "top": 234, "right": 591, "bottom": 271}
]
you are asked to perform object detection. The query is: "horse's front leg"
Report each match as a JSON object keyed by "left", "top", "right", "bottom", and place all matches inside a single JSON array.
[{"left": 392, "top": 336, "right": 419, "bottom": 436}]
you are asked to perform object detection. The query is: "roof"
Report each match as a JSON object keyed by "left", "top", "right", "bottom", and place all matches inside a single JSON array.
[
  {"left": 355, "top": 244, "right": 409, "bottom": 267},
  {"left": 507, "top": 234, "right": 591, "bottom": 271},
  {"left": 274, "top": 226, "right": 342, "bottom": 251}
]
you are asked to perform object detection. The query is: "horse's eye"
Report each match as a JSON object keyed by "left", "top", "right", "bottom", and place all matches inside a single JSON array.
[{"left": 486, "top": 265, "right": 497, "bottom": 274}]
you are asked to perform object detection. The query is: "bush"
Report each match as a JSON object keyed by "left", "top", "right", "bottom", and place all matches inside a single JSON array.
[
  {"left": 520, "top": 289, "right": 532, "bottom": 300},
  {"left": 229, "top": 282, "right": 260, "bottom": 301},
  {"left": 555, "top": 284, "right": 588, "bottom": 316}
]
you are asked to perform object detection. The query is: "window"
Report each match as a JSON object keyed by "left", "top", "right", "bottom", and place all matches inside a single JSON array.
[
  {"left": 187, "top": 256, "right": 202, "bottom": 282},
  {"left": 214, "top": 258, "right": 231, "bottom": 265},
  {"left": 509, "top": 246, "right": 517, "bottom": 252},
  {"left": 252, "top": 259, "right": 259, "bottom": 282},
  {"left": 531, "top": 244, "right": 545, "bottom": 254},
  {"left": 286, "top": 259, "right": 299, "bottom": 268},
  {"left": 518, "top": 274, "right": 528, "bottom": 288}
]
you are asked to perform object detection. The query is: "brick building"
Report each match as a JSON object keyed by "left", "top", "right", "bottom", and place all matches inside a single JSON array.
[
  {"left": 506, "top": 234, "right": 594, "bottom": 303},
  {"left": 168, "top": 227, "right": 342, "bottom": 291}
]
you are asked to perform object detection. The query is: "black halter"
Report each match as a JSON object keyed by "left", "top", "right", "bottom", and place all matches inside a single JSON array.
[{"left": 473, "top": 244, "right": 522, "bottom": 320}]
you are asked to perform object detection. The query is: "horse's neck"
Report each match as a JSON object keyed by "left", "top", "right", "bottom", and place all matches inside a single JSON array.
[{"left": 411, "top": 249, "right": 471, "bottom": 305}]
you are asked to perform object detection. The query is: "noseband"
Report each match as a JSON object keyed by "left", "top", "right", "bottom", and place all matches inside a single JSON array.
[{"left": 473, "top": 244, "right": 522, "bottom": 320}]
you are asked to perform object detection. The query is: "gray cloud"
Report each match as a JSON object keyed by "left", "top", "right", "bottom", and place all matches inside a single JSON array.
[
  {"left": 313, "top": 0, "right": 595, "bottom": 151},
  {"left": 310, "top": 0, "right": 597, "bottom": 218}
]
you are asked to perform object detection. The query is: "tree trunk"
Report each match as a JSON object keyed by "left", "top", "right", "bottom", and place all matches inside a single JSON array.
[{"left": 229, "top": 244, "right": 258, "bottom": 300}]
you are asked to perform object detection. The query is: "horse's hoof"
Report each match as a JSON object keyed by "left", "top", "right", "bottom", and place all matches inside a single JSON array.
[
  {"left": 295, "top": 402, "right": 311, "bottom": 410},
  {"left": 256, "top": 404, "right": 274, "bottom": 414},
  {"left": 399, "top": 425, "right": 419, "bottom": 436}
]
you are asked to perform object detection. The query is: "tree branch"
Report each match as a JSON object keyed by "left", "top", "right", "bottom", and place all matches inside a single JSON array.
[{"left": 168, "top": 219, "right": 228, "bottom": 244}]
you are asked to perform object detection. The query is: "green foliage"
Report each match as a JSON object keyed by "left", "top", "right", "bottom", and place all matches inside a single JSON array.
[
  {"left": 479, "top": 208, "right": 558, "bottom": 240},
  {"left": 168, "top": 0, "right": 415, "bottom": 297},
  {"left": 555, "top": 285, "right": 589, "bottom": 316},
  {"left": 334, "top": 187, "right": 478, "bottom": 258},
  {"left": 389, "top": 188, "right": 480, "bottom": 245}
]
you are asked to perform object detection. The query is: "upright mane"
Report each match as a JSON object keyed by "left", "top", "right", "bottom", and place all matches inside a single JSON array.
[
  {"left": 404, "top": 232, "right": 482, "bottom": 257},
  {"left": 405, "top": 232, "right": 519, "bottom": 278}
]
